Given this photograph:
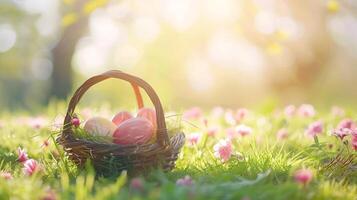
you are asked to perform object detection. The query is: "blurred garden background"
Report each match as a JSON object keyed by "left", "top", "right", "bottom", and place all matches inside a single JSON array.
[{"left": 1, "top": 0, "right": 357, "bottom": 111}]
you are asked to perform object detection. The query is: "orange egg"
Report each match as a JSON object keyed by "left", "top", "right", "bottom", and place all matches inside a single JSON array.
[
  {"left": 112, "top": 111, "right": 133, "bottom": 126},
  {"left": 84, "top": 117, "right": 117, "bottom": 137},
  {"left": 113, "top": 117, "right": 154, "bottom": 145},
  {"left": 137, "top": 108, "right": 157, "bottom": 131}
]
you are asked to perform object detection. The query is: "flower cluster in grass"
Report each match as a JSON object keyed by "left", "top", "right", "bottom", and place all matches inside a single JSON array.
[{"left": 0, "top": 103, "right": 356, "bottom": 199}]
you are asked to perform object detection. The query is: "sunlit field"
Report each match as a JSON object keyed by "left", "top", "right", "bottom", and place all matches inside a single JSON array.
[
  {"left": 0, "top": 104, "right": 356, "bottom": 199},
  {"left": 1, "top": 0, "right": 357, "bottom": 199}
]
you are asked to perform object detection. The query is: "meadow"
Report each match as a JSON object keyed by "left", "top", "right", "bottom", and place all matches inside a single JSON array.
[{"left": 0, "top": 103, "right": 356, "bottom": 200}]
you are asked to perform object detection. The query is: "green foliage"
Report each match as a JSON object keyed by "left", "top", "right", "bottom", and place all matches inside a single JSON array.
[{"left": 0, "top": 104, "right": 356, "bottom": 199}]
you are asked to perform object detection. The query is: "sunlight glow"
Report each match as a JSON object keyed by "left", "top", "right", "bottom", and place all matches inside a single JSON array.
[
  {"left": 186, "top": 57, "right": 214, "bottom": 92},
  {"left": 207, "top": 30, "right": 265, "bottom": 71},
  {"left": 73, "top": 37, "right": 110, "bottom": 76},
  {"left": 255, "top": 11, "right": 276, "bottom": 34},
  {"left": 90, "top": 10, "right": 124, "bottom": 47},
  {"left": 203, "top": 0, "right": 240, "bottom": 23},
  {"left": 160, "top": 0, "right": 198, "bottom": 31},
  {"left": 113, "top": 44, "right": 142, "bottom": 68},
  {"left": 328, "top": 15, "right": 357, "bottom": 53},
  {"left": 133, "top": 17, "right": 160, "bottom": 43},
  {"left": 0, "top": 24, "right": 16, "bottom": 53}
]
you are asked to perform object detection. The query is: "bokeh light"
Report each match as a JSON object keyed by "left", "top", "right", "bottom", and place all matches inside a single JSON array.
[{"left": 1, "top": 0, "right": 357, "bottom": 110}]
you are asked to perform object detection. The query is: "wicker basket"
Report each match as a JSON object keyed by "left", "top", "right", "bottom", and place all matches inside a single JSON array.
[{"left": 57, "top": 70, "right": 185, "bottom": 176}]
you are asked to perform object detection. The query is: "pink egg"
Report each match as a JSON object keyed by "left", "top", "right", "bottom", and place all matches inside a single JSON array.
[
  {"left": 112, "top": 111, "right": 133, "bottom": 126},
  {"left": 113, "top": 118, "right": 154, "bottom": 145},
  {"left": 84, "top": 117, "right": 117, "bottom": 137},
  {"left": 137, "top": 108, "right": 157, "bottom": 131}
]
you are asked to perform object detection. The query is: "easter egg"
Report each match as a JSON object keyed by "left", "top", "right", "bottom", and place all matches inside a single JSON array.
[
  {"left": 112, "top": 111, "right": 133, "bottom": 126},
  {"left": 113, "top": 117, "right": 154, "bottom": 145},
  {"left": 84, "top": 117, "right": 117, "bottom": 137},
  {"left": 137, "top": 108, "right": 157, "bottom": 131}
]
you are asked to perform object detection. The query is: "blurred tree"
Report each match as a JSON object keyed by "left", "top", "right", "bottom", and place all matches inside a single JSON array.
[
  {"left": 49, "top": 0, "right": 108, "bottom": 100},
  {"left": 237, "top": 0, "right": 336, "bottom": 103}
]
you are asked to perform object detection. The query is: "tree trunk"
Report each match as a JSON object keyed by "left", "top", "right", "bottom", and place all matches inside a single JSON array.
[{"left": 49, "top": 1, "right": 88, "bottom": 100}]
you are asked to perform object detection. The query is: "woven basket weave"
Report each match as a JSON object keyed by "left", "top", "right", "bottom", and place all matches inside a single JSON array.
[{"left": 57, "top": 70, "right": 185, "bottom": 176}]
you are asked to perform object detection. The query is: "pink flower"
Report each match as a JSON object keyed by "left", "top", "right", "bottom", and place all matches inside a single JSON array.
[
  {"left": 294, "top": 169, "right": 313, "bottom": 185},
  {"left": 284, "top": 105, "right": 296, "bottom": 117},
  {"left": 183, "top": 107, "right": 203, "bottom": 120},
  {"left": 213, "top": 139, "right": 233, "bottom": 162},
  {"left": 211, "top": 106, "right": 224, "bottom": 118},
  {"left": 17, "top": 147, "right": 28, "bottom": 163},
  {"left": 187, "top": 133, "right": 201, "bottom": 146},
  {"left": 337, "top": 119, "right": 356, "bottom": 130},
  {"left": 235, "top": 108, "right": 248, "bottom": 122},
  {"left": 176, "top": 176, "right": 194, "bottom": 186},
  {"left": 226, "top": 127, "right": 237, "bottom": 139},
  {"left": 0, "top": 171, "right": 13, "bottom": 180},
  {"left": 206, "top": 126, "right": 219, "bottom": 137},
  {"left": 27, "top": 117, "right": 48, "bottom": 129},
  {"left": 130, "top": 178, "right": 144, "bottom": 191},
  {"left": 23, "top": 159, "right": 40, "bottom": 176},
  {"left": 276, "top": 128, "right": 289, "bottom": 140},
  {"left": 306, "top": 121, "right": 323, "bottom": 137},
  {"left": 236, "top": 124, "right": 253, "bottom": 137},
  {"left": 51, "top": 115, "right": 64, "bottom": 131},
  {"left": 224, "top": 110, "right": 236, "bottom": 125},
  {"left": 331, "top": 106, "right": 345, "bottom": 117},
  {"left": 298, "top": 104, "right": 316, "bottom": 117},
  {"left": 333, "top": 128, "right": 352, "bottom": 140},
  {"left": 71, "top": 118, "right": 80, "bottom": 127}
]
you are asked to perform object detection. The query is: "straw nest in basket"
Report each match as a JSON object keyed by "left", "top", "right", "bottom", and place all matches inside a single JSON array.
[{"left": 57, "top": 70, "right": 185, "bottom": 176}]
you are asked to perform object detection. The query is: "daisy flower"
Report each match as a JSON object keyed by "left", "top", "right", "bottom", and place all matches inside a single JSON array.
[
  {"left": 337, "top": 119, "right": 356, "bottom": 130},
  {"left": 306, "top": 121, "right": 323, "bottom": 137},
  {"left": 235, "top": 108, "right": 248, "bottom": 122},
  {"left": 183, "top": 107, "right": 203, "bottom": 120},
  {"left": 236, "top": 124, "right": 253, "bottom": 137},
  {"left": 23, "top": 159, "right": 40, "bottom": 176},
  {"left": 333, "top": 128, "right": 351, "bottom": 140},
  {"left": 213, "top": 139, "right": 233, "bottom": 162},
  {"left": 224, "top": 110, "right": 236, "bottom": 125},
  {"left": 27, "top": 117, "right": 48, "bottom": 129},
  {"left": 294, "top": 169, "right": 313, "bottom": 185},
  {"left": 187, "top": 132, "right": 202, "bottom": 146},
  {"left": 276, "top": 128, "right": 288, "bottom": 140},
  {"left": 211, "top": 106, "right": 224, "bottom": 119},
  {"left": 298, "top": 104, "right": 316, "bottom": 117},
  {"left": 206, "top": 126, "right": 219, "bottom": 137},
  {"left": 284, "top": 105, "right": 296, "bottom": 118},
  {"left": 17, "top": 147, "right": 28, "bottom": 163},
  {"left": 226, "top": 127, "right": 237, "bottom": 139}
]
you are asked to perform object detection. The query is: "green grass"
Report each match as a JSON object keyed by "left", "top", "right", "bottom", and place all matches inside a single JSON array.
[{"left": 0, "top": 105, "right": 356, "bottom": 200}]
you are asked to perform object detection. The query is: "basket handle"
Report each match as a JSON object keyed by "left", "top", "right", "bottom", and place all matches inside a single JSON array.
[
  {"left": 131, "top": 83, "right": 144, "bottom": 109},
  {"left": 62, "top": 70, "right": 170, "bottom": 147}
]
